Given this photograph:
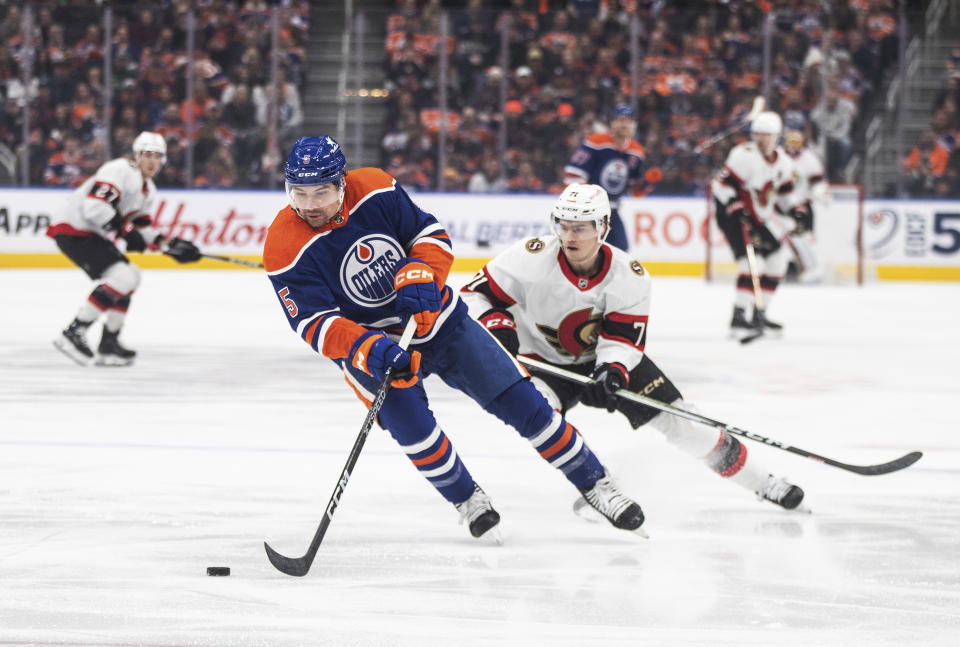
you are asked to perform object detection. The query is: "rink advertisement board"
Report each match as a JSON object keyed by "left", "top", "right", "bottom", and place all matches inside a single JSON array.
[{"left": 1, "top": 188, "right": 959, "bottom": 280}]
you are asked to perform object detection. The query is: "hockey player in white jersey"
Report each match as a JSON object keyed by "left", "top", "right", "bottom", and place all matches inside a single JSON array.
[
  {"left": 47, "top": 131, "right": 202, "bottom": 366},
  {"left": 783, "top": 129, "right": 826, "bottom": 282},
  {"left": 710, "top": 111, "right": 796, "bottom": 337},
  {"left": 461, "top": 183, "right": 804, "bottom": 514}
]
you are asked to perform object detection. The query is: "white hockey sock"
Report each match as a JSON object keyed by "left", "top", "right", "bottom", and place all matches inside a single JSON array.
[
  {"left": 75, "top": 301, "right": 101, "bottom": 324},
  {"left": 104, "top": 309, "right": 127, "bottom": 333}
]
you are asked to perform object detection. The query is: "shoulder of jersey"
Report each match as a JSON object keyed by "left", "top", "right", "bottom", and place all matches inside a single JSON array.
[
  {"left": 625, "top": 139, "right": 645, "bottom": 156},
  {"left": 517, "top": 235, "right": 558, "bottom": 256},
  {"left": 343, "top": 167, "right": 397, "bottom": 214},
  {"left": 607, "top": 245, "right": 650, "bottom": 279},
  {"left": 584, "top": 132, "right": 615, "bottom": 148},
  {"left": 97, "top": 158, "right": 140, "bottom": 187},
  {"left": 263, "top": 205, "right": 318, "bottom": 273}
]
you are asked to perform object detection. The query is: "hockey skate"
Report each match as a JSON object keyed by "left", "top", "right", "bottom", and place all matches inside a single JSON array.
[
  {"left": 756, "top": 474, "right": 806, "bottom": 511},
  {"left": 752, "top": 309, "right": 783, "bottom": 335},
  {"left": 96, "top": 329, "right": 136, "bottom": 367},
  {"left": 53, "top": 319, "right": 94, "bottom": 366},
  {"left": 728, "top": 306, "right": 756, "bottom": 340},
  {"left": 455, "top": 485, "right": 503, "bottom": 545},
  {"left": 575, "top": 475, "right": 647, "bottom": 535}
]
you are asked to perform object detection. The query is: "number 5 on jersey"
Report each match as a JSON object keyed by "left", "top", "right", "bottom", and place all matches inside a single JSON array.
[{"left": 278, "top": 286, "right": 298, "bottom": 316}]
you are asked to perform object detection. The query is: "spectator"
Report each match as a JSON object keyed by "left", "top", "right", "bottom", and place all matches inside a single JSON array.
[
  {"left": 468, "top": 155, "right": 508, "bottom": 193},
  {"left": 810, "top": 89, "right": 855, "bottom": 182}
]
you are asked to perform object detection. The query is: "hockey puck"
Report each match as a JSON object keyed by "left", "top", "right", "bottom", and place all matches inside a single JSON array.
[{"left": 206, "top": 566, "right": 230, "bottom": 576}]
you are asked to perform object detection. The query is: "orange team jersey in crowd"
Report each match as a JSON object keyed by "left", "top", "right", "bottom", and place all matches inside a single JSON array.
[{"left": 263, "top": 167, "right": 463, "bottom": 360}]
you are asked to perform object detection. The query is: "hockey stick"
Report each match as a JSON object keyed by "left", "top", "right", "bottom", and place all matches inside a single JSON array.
[
  {"left": 264, "top": 318, "right": 418, "bottom": 577},
  {"left": 694, "top": 96, "right": 766, "bottom": 154},
  {"left": 739, "top": 221, "right": 766, "bottom": 345},
  {"left": 200, "top": 253, "right": 265, "bottom": 269},
  {"left": 518, "top": 356, "right": 922, "bottom": 476}
]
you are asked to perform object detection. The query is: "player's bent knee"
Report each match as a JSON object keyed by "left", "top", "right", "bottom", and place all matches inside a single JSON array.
[
  {"left": 101, "top": 261, "right": 141, "bottom": 294},
  {"left": 485, "top": 379, "right": 554, "bottom": 438}
]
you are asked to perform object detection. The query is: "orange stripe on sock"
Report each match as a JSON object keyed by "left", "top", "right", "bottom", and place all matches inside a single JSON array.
[
  {"left": 412, "top": 436, "right": 449, "bottom": 466},
  {"left": 539, "top": 423, "right": 573, "bottom": 459}
]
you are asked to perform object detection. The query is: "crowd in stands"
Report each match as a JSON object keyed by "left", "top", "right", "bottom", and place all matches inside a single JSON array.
[
  {"left": 0, "top": 1, "right": 309, "bottom": 188},
  {"left": 902, "top": 45, "right": 960, "bottom": 197},
  {"left": 380, "top": 0, "right": 899, "bottom": 195}
]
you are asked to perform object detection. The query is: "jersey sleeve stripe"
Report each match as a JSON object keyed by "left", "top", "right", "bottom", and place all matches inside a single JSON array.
[
  {"left": 410, "top": 239, "right": 455, "bottom": 288},
  {"left": 563, "top": 165, "right": 589, "bottom": 182},
  {"left": 318, "top": 315, "right": 370, "bottom": 359}
]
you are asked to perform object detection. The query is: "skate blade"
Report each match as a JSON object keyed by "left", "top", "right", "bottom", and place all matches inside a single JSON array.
[
  {"left": 728, "top": 327, "right": 757, "bottom": 341},
  {"left": 95, "top": 354, "right": 135, "bottom": 367},
  {"left": 53, "top": 338, "right": 93, "bottom": 366},
  {"left": 573, "top": 498, "right": 650, "bottom": 538},
  {"left": 479, "top": 526, "right": 504, "bottom": 546}
]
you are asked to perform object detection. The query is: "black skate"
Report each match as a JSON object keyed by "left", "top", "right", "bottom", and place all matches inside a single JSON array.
[
  {"left": 53, "top": 319, "right": 94, "bottom": 366},
  {"left": 577, "top": 475, "right": 646, "bottom": 534},
  {"left": 752, "top": 309, "right": 783, "bottom": 335},
  {"left": 757, "top": 475, "right": 805, "bottom": 510},
  {"left": 455, "top": 485, "right": 503, "bottom": 544},
  {"left": 729, "top": 306, "right": 757, "bottom": 340},
  {"left": 96, "top": 329, "right": 136, "bottom": 367}
]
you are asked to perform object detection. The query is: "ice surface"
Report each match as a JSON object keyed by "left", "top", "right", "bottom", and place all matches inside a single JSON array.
[{"left": 1, "top": 269, "right": 958, "bottom": 646}]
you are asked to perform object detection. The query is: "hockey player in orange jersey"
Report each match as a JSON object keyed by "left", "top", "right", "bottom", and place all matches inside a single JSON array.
[{"left": 262, "top": 136, "right": 647, "bottom": 543}]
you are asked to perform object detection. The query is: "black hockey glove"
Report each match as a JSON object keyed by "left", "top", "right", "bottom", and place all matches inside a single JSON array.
[
  {"left": 478, "top": 308, "right": 519, "bottom": 356},
  {"left": 123, "top": 229, "right": 147, "bottom": 252},
  {"left": 788, "top": 204, "right": 812, "bottom": 234},
  {"left": 727, "top": 200, "right": 752, "bottom": 226},
  {"left": 581, "top": 362, "right": 629, "bottom": 413},
  {"left": 164, "top": 238, "right": 202, "bottom": 264}
]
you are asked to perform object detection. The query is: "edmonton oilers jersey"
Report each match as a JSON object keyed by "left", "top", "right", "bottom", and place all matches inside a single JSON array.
[
  {"left": 563, "top": 133, "right": 646, "bottom": 207},
  {"left": 263, "top": 167, "right": 464, "bottom": 359}
]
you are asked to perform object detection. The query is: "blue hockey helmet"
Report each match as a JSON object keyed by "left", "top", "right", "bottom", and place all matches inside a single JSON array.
[
  {"left": 612, "top": 103, "right": 636, "bottom": 120},
  {"left": 284, "top": 136, "right": 346, "bottom": 186}
]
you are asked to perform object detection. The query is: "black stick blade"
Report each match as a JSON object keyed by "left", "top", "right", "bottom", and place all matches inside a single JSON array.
[
  {"left": 842, "top": 451, "right": 923, "bottom": 476},
  {"left": 264, "top": 541, "right": 311, "bottom": 577},
  {"left": 740, "top": 331, "right": 763, "bottom": 345}
]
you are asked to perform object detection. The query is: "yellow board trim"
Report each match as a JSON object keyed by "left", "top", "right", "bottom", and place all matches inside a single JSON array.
[{"left": 876, "top": 265, "right": 960, "bottom": 281}]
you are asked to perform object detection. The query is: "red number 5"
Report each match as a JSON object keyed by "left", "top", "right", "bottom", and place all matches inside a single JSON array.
[{"left": 278, "top": 287, "right": 298, "bottom": 316}]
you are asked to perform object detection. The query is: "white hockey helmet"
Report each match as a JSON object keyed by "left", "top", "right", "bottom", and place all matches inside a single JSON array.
[
  {"left": 551, "top": 183, "right": 611, "bottom": 243},
  {"left": 132, "top": 131, "right": 167, "bottom": 165},
  {"left": 751, "top": 111, "right": 783, "bottom": 137}
]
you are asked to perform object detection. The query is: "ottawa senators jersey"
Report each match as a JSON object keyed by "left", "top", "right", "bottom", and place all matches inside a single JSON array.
[
  {"left": 263, "top": 167, "right": 463, "bottom": 360},
  {"left": 461, "top": 235, "right": 651, "bottom": 371},
  {"left": 47, "top": 157, "right": 159, "bottom": 240},
  {"left": 787, "top": 147, "right": 826, "bottom": 207},
  {"left": 711, "top": 142, "right": 795, "bottom": 223}
]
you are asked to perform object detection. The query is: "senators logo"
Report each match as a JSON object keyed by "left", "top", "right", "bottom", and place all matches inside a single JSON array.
[
  {"left": 339, "top": 234, "right": 403, "bottom": 306},
  {"left": 537, "top": 308, "right": 601, "bottom": 358},
  {"left": 630, "top": 260, "right": 645, "bottom": 276}
]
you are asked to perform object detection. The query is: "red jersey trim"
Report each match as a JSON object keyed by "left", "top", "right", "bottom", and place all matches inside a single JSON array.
[
  {"left": 481, "top": 267, "right": 517, "bottom": 306},
  {"left": 557, "top": 246, "right": 612, "bottom": 290},
  {"left": 46, "top": 223, "right": 93, "bottom": 238}
]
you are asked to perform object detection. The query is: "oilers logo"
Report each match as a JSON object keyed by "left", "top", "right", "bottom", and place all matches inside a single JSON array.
[
  {"left": 340, "top": 234, "right": 403, "bottom": 306},
  {"left": 599, "top": 158, "right": 629, "bottom": 195}
]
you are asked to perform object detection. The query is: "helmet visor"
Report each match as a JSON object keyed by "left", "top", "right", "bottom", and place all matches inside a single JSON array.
[
  {"left": 287, "top": 182, "right": 342, "bottom": 211},
  {"left": 553, "top": 218, "right": 600, "bottom": 241}
]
